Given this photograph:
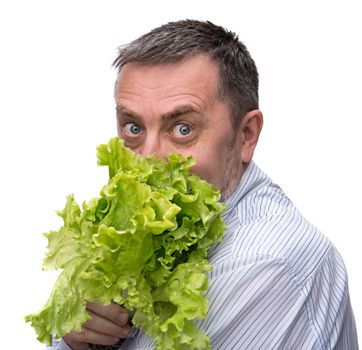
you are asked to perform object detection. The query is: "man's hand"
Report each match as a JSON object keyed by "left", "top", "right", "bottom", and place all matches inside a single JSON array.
[{"left": 63, "top": 302, "right": 131, "bottom": 350}]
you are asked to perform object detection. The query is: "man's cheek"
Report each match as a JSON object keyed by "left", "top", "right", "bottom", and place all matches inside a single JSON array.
[
  {"left": 189, "top": 163, "right": 205, "bottom": 179},
  {"left": 190, "top": 163, "right": 218, "bottom": 188}
]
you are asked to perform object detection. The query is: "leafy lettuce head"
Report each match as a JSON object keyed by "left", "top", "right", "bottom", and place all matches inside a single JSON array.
[{"left": 25, "top": 137, "right": 226, "bottom": 350}]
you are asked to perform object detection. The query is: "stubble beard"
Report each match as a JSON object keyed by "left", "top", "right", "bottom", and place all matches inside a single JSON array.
[{"left": 220, "top": 140, "right": 244, "bottom": 200}]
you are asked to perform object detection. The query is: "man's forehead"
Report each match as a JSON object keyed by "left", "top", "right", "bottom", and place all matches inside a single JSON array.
[{"left": 114, "top": 63, "right": 221, "bottom": 117}]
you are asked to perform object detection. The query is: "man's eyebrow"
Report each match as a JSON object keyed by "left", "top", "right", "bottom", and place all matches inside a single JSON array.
[
  {"left": 161, "top": 105, "right": 203, "bottom": 120},
  {"left": 115, "top": 105, "right": 139, "bottom": 119}
]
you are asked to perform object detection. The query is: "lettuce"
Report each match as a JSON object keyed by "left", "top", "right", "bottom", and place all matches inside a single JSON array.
[{"left": 25, "top": 138, "right": 226, "bottom": 350}]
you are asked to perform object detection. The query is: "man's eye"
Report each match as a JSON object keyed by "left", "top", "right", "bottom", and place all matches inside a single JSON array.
[
  {"left": 174, "top": 123, "right": 191, "bottom": 136},
  {"left": 124, "top": 122, "right": 142, "bottom": 135}
]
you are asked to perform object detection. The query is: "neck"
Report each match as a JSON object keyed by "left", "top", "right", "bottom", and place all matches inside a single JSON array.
[{"left": 221, "top": 161, "right": 248, "bottom": 200}]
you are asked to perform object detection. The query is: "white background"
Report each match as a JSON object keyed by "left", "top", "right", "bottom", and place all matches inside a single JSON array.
[{"left": 0, "top": 0, "right": 360, "bottom": 348}]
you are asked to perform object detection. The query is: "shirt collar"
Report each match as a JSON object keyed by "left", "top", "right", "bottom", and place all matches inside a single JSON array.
[{"left": 223, "top": 161, "right": 272, "bottom": 216}]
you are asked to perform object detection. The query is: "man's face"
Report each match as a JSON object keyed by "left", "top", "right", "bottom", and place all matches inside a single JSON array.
[{"left": 114, "top": 55, "right": 245, "bottom": 198}]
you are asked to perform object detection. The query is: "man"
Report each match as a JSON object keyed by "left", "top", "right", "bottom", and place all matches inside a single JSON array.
[{"left": 54, "top": 20, "right": 358, "bottom": 349}]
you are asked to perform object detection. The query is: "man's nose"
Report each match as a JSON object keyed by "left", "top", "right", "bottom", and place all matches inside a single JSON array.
[{"left": 138, "top": 136, "right": 165, "bottom": 158}]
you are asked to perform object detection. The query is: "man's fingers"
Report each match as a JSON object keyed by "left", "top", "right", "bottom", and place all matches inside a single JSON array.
[
  {"left": 86, "top": 302, "right": 129, "bottom": 326},
  {"left": 84, "top": 310, "right": 131, "bottom": 338},
  {"left": 64, "top": 328, "right": 120, "bottom": 346},
  {"left": 63, "top": 302, "right": 131, "bottom": 349}
]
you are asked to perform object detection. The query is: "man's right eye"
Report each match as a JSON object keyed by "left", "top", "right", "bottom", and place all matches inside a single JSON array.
[{"left": 123, "top": 122, "right": 142, "bottom": 136}]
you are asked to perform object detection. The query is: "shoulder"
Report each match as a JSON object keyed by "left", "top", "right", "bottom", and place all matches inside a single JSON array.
[
  {"left": 241, "top": 184, "right": 333, "bottom": 284},
  {"left": 206, "top": 163, "right": 357, "bottom": 348},
  {"left": 215, "top": 171, "right": 335, "bottom": 286}
]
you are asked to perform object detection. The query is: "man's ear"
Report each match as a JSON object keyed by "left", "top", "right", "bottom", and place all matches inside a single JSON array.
[{"left": 238, "top": 109, "right": 263, "bottom": 163}]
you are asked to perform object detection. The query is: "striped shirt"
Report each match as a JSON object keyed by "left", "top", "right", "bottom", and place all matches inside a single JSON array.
[{"left": 54, "top": 161, "right": 358, "bottom": 350}]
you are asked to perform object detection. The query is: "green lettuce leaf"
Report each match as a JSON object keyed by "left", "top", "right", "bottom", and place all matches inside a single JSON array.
[{"left": 25, "top": 137, "right": 226, "bottom": 350}]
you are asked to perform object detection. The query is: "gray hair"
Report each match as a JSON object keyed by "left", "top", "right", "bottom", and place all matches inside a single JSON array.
[{"left": 113, "top": 19, "right": 259, "bottom": 129}]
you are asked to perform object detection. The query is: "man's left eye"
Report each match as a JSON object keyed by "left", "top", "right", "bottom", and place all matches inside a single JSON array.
[{"left": 174, "top": 123, "right": 191, "bottom": 136}]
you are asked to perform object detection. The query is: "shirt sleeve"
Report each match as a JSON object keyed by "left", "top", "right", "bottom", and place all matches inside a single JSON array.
[
  {"left": 45, "top": 250, "right": 358, "bottom": 350},
  {"left": 195, "top": 250, "right": 358, "bottom": 349}
]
